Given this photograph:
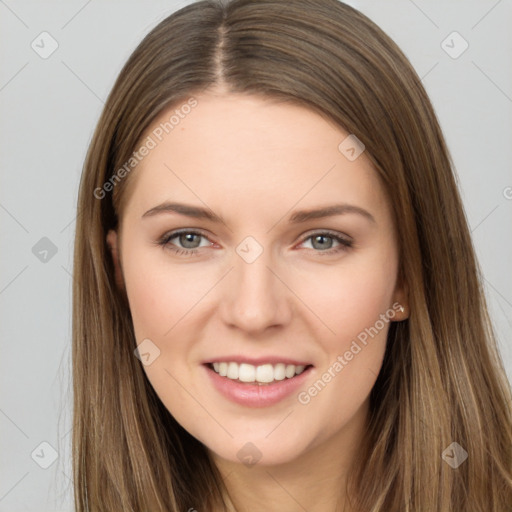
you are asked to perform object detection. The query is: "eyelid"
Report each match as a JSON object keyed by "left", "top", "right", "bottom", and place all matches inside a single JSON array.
[
  {"left": 157, "top": 228, "right": 214, "bottom": 246},
  {"left": 298, "top": 229, "right": 352, "bottom": 244}
]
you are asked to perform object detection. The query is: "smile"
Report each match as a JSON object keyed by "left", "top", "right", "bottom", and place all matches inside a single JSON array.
[
  {"left": 203, "top": 362, "right": 314, "bottom": 408},
  {"left": 209, "top": 361, "right": 310, "bottom": 384}
]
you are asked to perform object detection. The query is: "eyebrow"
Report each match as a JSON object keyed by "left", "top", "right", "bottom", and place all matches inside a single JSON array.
[{"left": 141, "top": 201, "right": 376, "bottom": 224}]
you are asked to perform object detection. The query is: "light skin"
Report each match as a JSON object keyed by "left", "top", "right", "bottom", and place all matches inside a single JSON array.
[{"left": 107, "top": 89, "right": 409, "bottom": 512}]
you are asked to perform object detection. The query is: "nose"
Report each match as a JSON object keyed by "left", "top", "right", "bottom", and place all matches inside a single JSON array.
[{"left": 218, "top": 245, "right": 292, "bottom": 335}]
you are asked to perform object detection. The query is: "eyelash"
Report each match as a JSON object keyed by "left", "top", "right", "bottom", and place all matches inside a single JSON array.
[{"left": 155, "top": 229, "right": 353, "bottom": 257}]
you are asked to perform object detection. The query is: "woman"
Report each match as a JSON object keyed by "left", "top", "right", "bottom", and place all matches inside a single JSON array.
[{"left": 72, "top": 0, "right": 512, "bottom": 510}]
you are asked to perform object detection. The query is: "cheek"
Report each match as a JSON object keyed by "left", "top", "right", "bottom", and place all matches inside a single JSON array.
[
  {"left": 121, "top": 251, "right": 202, "bottom": 409},
  {"left": 297, "top": 246, "right": 397, "bottom": 404},
  {"left": 309, "top": 274, "right": 391, "bottom": 387},
  {"left": 303, "top": 249, "right": 398, "bottom": 344},
  {"left": 123, "top": 269, "right": 169, "bottom": 341},
  {"left": 122, "top": 247, "right": 202, "bottom": 341}
]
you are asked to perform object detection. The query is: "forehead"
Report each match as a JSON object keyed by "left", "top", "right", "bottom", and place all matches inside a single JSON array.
[{"left": 120, "top": 92, "right": 389, "bottom": 226}]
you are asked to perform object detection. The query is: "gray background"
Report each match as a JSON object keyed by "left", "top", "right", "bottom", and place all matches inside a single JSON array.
[{"left": 1, "top": 1, "right": 511, "bottom": 510}]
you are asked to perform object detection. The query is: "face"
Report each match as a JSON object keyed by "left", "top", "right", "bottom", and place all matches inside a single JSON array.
[{"left": 107, "top": 90, "right": 408, "bottom": 468}]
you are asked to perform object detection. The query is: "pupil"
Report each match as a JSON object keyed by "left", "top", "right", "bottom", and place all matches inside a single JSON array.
[
  {"left": 181, "top": 233, "right": 200, "bottom": 249},
  {"left": 313, "top": 235, "right": 332, "bottom": 250}
]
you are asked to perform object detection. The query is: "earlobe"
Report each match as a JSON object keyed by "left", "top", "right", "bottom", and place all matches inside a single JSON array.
[
  {"left": 106, "top": 229, "right": 125, "bottom": 291},
  {"left": 392, "top": 277, "right": 409, "bottom": 321}
]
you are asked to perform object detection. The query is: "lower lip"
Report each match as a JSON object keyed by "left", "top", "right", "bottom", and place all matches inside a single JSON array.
[{"left": 203, "top": 364, "right": 314, "bottom": 408}]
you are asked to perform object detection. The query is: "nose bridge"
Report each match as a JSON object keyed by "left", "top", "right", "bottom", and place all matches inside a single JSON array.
[{"left": 220, "top": 236, "right": 290, "bottom": 332}]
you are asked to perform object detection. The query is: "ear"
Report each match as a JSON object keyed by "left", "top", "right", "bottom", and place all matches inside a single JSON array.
[
  {"left": 391, "top": 272, "right": 409, "bottom": 321},
  {"left": 106, "top": 229, "right": 125, "bottom": 292}
]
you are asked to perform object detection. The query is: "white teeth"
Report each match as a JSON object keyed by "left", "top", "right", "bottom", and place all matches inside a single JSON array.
[
  {"left": 273, "top": 363, "right": 286, "bottom": 381},
  {"left": 256, "top": 364, "right": 274, "bottom": 383},
  {"left": 227, "top": 362, "right": 238, "bottom": 379},
  {"left": 239, "top": 363, "right": 256, "bottom": 382},
  {"left": 210, "top": 361, "right": 309, "bottom": 383},
  {"left": 285, "top": 364, "right": 296, "bottom": 378}
]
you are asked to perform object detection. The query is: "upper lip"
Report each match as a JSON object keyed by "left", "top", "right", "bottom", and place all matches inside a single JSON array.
[{"left": 203, "top": 356, "right": 313, "bottom": 367}]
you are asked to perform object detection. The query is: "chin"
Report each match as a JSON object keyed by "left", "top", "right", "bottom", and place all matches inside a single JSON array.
[{"left": 200, "top": 429, "right": 314, "bottom": 469}]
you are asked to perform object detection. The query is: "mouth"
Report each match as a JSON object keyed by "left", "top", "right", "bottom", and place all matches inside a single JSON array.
[
  {"left": 204, "top": 361, "right": 314, "bottom": 386},
  {"left": 203, "top": 361, "right": 315, "bottom": 407}
]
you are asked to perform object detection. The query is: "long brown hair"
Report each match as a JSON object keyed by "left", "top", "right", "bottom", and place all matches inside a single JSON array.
[{"left": 72, "top": 0, "right": 512, "bottom": 510}]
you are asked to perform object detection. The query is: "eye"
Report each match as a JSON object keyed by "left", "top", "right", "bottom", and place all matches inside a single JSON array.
[
  {"left": 299, "top": 231, "right": 353, "bottom": 255},
  {"left": 156, "top": 229, "right": 213, "bottom": 257},
  {"left": 155, "top": 229, "right": 353, "bottom": 257}
]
